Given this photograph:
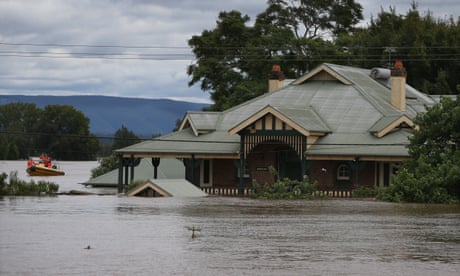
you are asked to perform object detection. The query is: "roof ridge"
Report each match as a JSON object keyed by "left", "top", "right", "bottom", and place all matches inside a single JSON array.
[
  {"left": 349, "top": 73, "right": 401, "bottom": 117},
  {"left": 187, "top": 110, "right": 221, "bottom": 114}
]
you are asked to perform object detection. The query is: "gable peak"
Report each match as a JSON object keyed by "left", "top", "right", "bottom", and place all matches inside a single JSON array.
[{"left": 293, "top": 64, "right": 351, "bottom": 85}]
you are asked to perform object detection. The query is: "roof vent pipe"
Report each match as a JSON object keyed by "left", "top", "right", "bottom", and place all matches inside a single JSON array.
[
  {"left": 390, "top": 60, "right": 407, "bottom": 112},
  {"left": 268, "top": 65, "right": 285, "bottom": 93}
]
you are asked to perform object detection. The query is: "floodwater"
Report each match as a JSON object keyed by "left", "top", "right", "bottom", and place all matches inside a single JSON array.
[{"left": 1, "top": 161, "right": 459, "bottom": 275}]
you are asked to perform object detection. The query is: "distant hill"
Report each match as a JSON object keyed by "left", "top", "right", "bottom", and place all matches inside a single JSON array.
[{"left": 0, "top": 95, "right": 209, "bottom": 137}]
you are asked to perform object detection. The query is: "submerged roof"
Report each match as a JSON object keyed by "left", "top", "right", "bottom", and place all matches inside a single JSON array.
[
  {"left": 117, "top": 63, "right": 438, "bottom": 159},
  {"left": 128, "top": 179, "right": 207, "bottom": 197}
]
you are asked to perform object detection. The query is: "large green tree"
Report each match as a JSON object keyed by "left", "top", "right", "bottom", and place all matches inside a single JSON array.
[
  {"left": 188, "top": 0, "right": 363, "bottom": 111},
  {"left": 0, "top": 103, "right": 99, "bottom": 160},
  {"left": 378, "top": 96, "right": 460, "bottom": 203},
  {"left": 36, "top": 105, "right": 99, "bottom": 160},
  {"left": 337, "top": 4, "right": 460, "bottom": 94},
  {"left": 0, "top": 103, "right": 41, "bottom": 159},
  {"left": 187, "top": 11, "right": 262, "bottom": 111}
]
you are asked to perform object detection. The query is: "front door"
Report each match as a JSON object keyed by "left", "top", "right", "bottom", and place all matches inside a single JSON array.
[{"left": 275, "top": 146, "right": 302, "bottom": 181}]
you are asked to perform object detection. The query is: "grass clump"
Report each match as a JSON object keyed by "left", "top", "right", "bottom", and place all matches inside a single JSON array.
[{"left": 0, "top": 171, "right": 59, "bottom": 196}]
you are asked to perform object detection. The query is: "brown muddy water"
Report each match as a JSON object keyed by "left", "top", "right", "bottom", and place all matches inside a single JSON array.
[{"left": 0, "top": 161, "right": 459, "bottom": 275}]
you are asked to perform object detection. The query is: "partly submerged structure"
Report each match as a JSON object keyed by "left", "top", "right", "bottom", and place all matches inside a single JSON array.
[
  {"left": 82, "top": 158, "right": 184, "bottom": 187},
  {"left": 116, "top": 62, "right": 440, "bottom": 194},
  {"left": 127, "top": 179, "right": 207, "bottom": 197}
]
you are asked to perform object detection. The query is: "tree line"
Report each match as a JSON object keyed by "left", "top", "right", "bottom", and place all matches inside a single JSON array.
[
  {"left": 0, "top": 103, "right": 141, "bottom": 160},
  {"left": 188, "top": 0, "right": 460, "bottom": 111}
]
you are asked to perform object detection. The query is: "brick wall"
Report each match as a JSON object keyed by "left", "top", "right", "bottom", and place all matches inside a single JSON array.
[{"left": 212, "top": 159, "right": 238, "bottom": 187}]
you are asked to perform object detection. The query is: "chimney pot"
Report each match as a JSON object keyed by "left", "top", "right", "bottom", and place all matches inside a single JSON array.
[
  {"left": 268, "top": 65, "right": 285, "bottom": 80},
  {"left": 268, "top": 65, "right": 285, "bottom": 92},
  {"left": 391, "top": 60, "right": 407, "bottom": 77},
  {"left": 394, "top": 60, "right": 403, "bottom": 69},
  {"left": 390, "top": 60, "right": 407, "bottom": 111}
]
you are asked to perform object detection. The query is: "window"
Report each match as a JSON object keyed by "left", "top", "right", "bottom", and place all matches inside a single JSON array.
[
  {"left": 237, "top": 163, "right": 250, "bottom": 178},
  {"left": 200, "top": 159, "right": 212, "bottom": 187},
  {"left": 337, "top": 164, "right": 350, "bottom": 180}
]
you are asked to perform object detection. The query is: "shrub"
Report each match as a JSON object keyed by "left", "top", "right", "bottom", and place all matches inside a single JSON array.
[
  {"left": 0, "top": 171, "right": 59, "bottom": 196},
  {"left": 376, "top": 167, "right": 455, "bottom": 203},
  {"left": 251, "top": 176, "right": 320, "bottom": 200},
  {"left": 352, "top": 186, "right": 378, "bottom": 198}
]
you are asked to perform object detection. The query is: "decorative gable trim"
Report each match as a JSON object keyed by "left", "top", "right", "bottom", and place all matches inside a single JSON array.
[
  {"left": 179, "top": 112, "right": 219, "bottom": 136},
  {"left": 128, "top": 181, "right": 170, "bottom": 197},
  {"left": 179, "top": 114, "right": 199, "bottom": 136},
  {"left": 228, "top": 105, "right": 311, "bottom": 136},
  {"left": 292, "top": 64, "right": 352, "bottom": 85},
  {"left": 371, "top": 115, "right": 416, "bottom": 138}
]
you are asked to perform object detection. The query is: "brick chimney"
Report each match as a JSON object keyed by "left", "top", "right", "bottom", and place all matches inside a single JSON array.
[
  {"left": 268, "top": 65, "right": 285, "bottom": 92},
  {"left": 390, "top": 60, "right": 407, "bottom": 112}
]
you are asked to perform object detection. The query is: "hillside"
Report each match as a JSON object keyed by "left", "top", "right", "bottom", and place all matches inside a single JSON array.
[{"left": 0, "top": 95, "right": 209, "bottom": 137}]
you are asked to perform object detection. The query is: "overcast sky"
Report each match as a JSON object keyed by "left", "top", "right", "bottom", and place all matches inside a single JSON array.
[{"left": 1, "top": 0, "right": 458, "bottom": 103}]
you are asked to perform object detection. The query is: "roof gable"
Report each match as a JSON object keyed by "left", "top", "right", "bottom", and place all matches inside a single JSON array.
[
  {"left": 228, "top": 105, "right": 329, "bottom": 136},
  {"left": 369, "top": 115, "right": 416, "bottom": 138},
  {"left": 128, "top": 179, "right": 207, "bottom": 197},
  {"left": 292, "top": 64, "right": 352, "bottom": 85},
  {"left": 179, "top": 112, "right": 220, "bottom": 136}
]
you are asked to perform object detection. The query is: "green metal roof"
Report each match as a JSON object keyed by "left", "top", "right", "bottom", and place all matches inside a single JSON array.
[
  {"left": 308, "top": 130, "right": 412, "bottom": 157},
  {"left": 117, "top": 63, "right": 437, "bottom": 159},
  {"left": 368, "top": 115, "right": 405, "bottom": 133},
  {"left": 277, "top": 106, "right": 331, "bottom": 133},
  {"left": 117, "top": 128, "right": 240, "bottom": 157}
]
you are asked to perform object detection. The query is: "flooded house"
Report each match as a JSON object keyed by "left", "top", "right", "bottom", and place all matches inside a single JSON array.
[{"left": 116, "top": 62, "right": 439, "bottom": 195}]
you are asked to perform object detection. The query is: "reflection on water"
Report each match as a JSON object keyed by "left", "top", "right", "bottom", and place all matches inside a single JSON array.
[{"left": 1, "top": 196, "right": 459, "bottom": 276}]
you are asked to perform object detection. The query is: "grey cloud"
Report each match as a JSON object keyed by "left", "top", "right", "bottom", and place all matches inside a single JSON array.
[{"left": 0, "top": 0, "right": 458, "bottom": 103}]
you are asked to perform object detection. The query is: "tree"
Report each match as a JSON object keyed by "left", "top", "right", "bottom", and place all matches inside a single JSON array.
[
  {"left": 90, "top": 154, "right": 119, "bottom": 178},
  {"left": 188, "top": 1, "right": 363, "bottom": 111},
  {"left": 257, "top": 0, "right": 363, "bottom": 39},
  {"left": 91, "top": 125, "right": 141, "bottom": 178},
  {"left": 0, "top": 103, "right": 41, "bottom": 159},
  {"left": 0, "top": 103, "right": 99, "bottom": 160},
  {"left": 378, "top": 96, "right": 460, "bottom": 203},
  {"left": 188, "top": 11, "right": 263, "bottom": 111},
  {"left": 36, "top": 105, "right": 99, "bottom": 160},
  {"left": 112, "top": 125, "right": 141, "bottom": 150},
  {"left": 338, "top": 4, "right": 460, "bottom": 94}
]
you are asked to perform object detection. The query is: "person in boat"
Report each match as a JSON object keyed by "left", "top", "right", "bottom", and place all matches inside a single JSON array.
[
  {"left": 27, "top": 158, "right": 34, "bottom": 168},
  {"left": 40, "top": 154, "right": 52, "bottom": 168}
]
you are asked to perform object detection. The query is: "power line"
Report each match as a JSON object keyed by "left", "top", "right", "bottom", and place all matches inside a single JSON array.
[
  {"left": 1, "top": 42, "right": 459, "bottom": 59},
  {"left": 1, "top": 42, "right": 459, "bottom": 50},
  {"left": 0, "top": 52, "right": 458, "bottom": 62},
  {"left": 0, "top": 42, "right": 189, "bottom": 49},
  {"left": 0, "top": 53, "right": 458, "bottom": 62}
]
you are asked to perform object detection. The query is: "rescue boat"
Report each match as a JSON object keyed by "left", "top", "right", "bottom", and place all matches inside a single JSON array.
[{"left": 26, "top": 154, "right": 65, "bottom": 176}]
